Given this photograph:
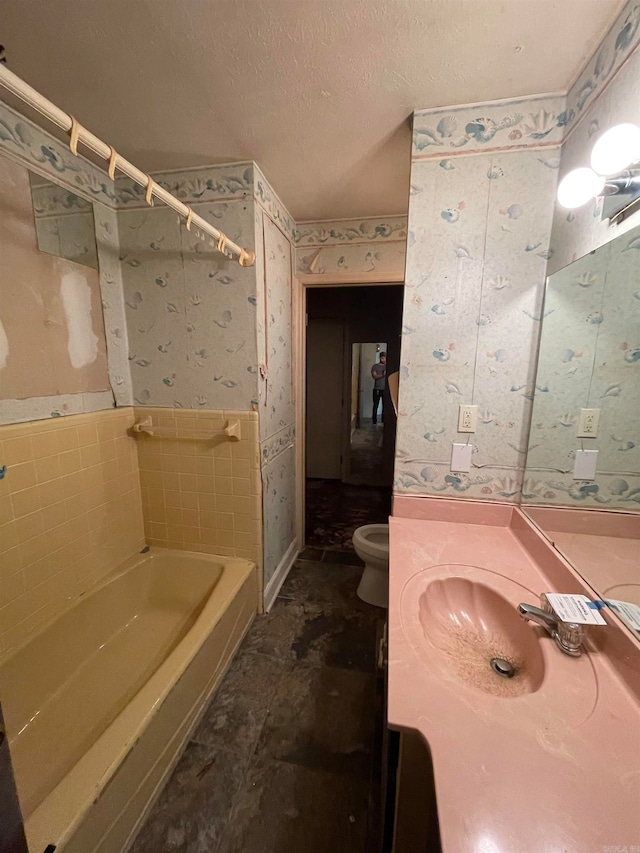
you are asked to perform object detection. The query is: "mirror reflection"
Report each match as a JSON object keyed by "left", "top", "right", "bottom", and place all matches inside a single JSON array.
[
  {"left": 29, "top": 173, "right": 98, "bottom": 269},
  {"left": 523, "top": 223, "right": 640, "bottom": 635},
  {"left": 347, "top": 343, "right": 387, "bottom": 485}
]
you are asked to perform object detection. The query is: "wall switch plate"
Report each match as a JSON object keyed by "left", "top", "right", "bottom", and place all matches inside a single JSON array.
[
  {"left": 573, "top": 449, "right": 598, "bottom": 480},
  {"left": 457, "top": 404, "right": 477, "bottom": 433},
  {"left": 451, "top": 442, "right": 473, "bottom": 473},
  {"left": 577, "top": 408, "right": 600, "bottom": 438}
]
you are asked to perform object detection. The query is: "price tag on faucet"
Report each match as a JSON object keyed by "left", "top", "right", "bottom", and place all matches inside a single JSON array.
[
  {"left": 545, "top": 593, "right": 607, "bottom": 626},
  {"left": 605, "top": 599, "right": 640, "bottom": 631}
]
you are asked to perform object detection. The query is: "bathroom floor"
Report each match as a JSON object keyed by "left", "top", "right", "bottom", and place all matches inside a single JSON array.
[
  {"left": 130, "top": 550, "right": 386, "bottom": 853},
  {"left": 305, "top": 479, "right": 391, "bottom": 551}
]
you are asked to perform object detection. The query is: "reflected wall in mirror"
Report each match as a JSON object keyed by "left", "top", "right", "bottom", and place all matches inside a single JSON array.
[
  {"left": 523, "top": 223, "right": 640, "bottom": 635},
  {"left": 29, "top": 173, "right": 98, "bottom": 269}
]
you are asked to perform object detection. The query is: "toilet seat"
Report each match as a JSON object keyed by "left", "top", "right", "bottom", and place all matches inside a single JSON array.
[{"left": 352, "top": 524, "right": 389, "bottom": 561}]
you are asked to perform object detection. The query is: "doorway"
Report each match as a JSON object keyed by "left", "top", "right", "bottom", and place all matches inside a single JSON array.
[{"left": 303, "top": 285, "right": 403, "bottom": 551}]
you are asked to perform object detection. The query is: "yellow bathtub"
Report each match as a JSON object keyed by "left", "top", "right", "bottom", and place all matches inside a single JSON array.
[{"left": 0, "top": 548, "right": 257, "bottom": 853}]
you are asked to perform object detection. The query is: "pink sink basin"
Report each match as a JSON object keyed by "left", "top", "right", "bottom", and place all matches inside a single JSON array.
[
  {"left": 418, "top": 576, "right": 545, "bottom": 697},
  {"left": 400, "top": 564, "right": 598, "bottom": 725}
]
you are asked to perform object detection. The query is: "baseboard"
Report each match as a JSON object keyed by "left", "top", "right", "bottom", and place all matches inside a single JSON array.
[{"left": 263, "top": 540, "right": 299, "bottom": 612}]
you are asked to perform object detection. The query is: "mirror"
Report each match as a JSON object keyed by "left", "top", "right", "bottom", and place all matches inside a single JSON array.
[
  {"left": 29, "top": 173, "right": 98, "bottom": 269},
  {"left": 523, "top": 223, "right": 640, "bottom": 635},
  {"left": 347, "top": 343, "right": 387, "bottom": 485}
]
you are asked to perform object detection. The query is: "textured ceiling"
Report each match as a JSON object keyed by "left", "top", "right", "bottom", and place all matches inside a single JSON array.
[{"left": 0, "top": 0, "right": 624, "bottom": 221}]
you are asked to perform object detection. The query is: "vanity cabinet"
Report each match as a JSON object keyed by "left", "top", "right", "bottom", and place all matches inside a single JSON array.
[{"left": 389, "top": 731, "right": 440, "bottom": 853}]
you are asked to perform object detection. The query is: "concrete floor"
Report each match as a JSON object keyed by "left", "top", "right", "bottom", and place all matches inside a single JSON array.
[{"left": 130, "top": 549, "right": 386, "bottom": 853}]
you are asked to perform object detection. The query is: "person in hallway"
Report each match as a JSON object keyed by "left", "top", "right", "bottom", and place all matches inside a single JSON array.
[{"left": 371, "top": 351, "right": 386, "bottom": 425}]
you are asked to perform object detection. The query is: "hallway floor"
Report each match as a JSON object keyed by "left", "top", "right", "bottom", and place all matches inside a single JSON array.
[
  {"left": 349, "top": 420, "right": 385, "bottom": 485},
  {"left": 130, "top": 550, "right": 386, "bottom": 853},
  {"left": 305, "top": 480, "right": 391, "bottom": 551}
]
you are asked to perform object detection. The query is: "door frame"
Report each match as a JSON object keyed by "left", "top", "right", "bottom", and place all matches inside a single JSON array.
[{"left": 293, "top": 272, "right": 404, "bottom": 549}]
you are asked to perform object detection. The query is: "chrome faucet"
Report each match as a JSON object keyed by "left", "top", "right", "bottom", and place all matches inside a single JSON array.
[{"left": 518, "top": 595, "right": 584, "bottom": 657}]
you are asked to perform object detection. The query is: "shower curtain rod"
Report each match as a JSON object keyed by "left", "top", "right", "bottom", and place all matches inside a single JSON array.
[{"left": 0, "top": 64, "right": 255, "bottom": 267}]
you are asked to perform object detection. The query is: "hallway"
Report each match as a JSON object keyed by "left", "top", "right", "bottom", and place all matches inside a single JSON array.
[
  {"left": 131, "top": 552, "right": 386, "bottom": 853},
  {"left": 305, "top": 479, "right": 391, "bottom": 552}
]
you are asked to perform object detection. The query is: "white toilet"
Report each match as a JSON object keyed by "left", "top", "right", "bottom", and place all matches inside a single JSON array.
[{"left": 352, "top": 524, "right": 390, "bottom": 608}]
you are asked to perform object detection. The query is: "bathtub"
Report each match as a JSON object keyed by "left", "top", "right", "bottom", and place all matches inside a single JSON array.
[{"left": 0, "top": 548, "right": 257, "bottom": 853}]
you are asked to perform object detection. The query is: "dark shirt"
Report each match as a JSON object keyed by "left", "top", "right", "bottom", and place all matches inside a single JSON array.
[{"left": 371, "top": 362, "right": 386, "bottom": 390}]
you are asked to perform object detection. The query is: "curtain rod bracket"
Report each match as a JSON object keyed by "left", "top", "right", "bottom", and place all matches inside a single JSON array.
[
  {"left": 108, "top": 146, "right": 119, "bottom": 180},
  {"left": 68, "top": 116, "right": 81, "bottom": 155}
]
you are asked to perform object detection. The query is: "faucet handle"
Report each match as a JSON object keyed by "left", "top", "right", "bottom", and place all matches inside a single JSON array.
[{"left": 540, "top": 593, "right": 584, "bottom": 656}]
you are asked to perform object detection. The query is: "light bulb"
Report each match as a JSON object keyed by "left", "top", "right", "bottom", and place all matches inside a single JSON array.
[
  {"left": 590, "top": 123, "right": 640, "bottom": 176},
  {"left": 556, "top": 168, "right": 605, "bottom": 209}
]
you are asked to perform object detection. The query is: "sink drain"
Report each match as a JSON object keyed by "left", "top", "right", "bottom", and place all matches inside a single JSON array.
[{"left": 490, "top": 657, "right": 516, "bottom": 679}]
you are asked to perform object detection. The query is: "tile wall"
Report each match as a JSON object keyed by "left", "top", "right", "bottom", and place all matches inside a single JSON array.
[
  {"left": 0, "top": 408, "right": 144, "bottom": 657},
  {"left": 135, "top": 408, "right": 262, "bottom": 568}
]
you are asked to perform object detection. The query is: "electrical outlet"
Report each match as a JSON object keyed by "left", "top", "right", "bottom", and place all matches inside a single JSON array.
[
  {"left": 577, "top": 408, "right": 600, "bottom": 438},
  {"left": 457, "top": 404, "right": 477, "bottom": 433}
]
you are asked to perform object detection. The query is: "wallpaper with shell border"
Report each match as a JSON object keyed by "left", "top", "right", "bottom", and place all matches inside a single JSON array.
[
  {"left": 294, "top": 215, "right": 407, "bottom": 279},
  {"left": 395, "top": 146, "right": 558, "bottom": 501}
]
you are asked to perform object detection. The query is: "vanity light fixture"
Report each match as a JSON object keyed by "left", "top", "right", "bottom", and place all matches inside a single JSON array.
[
  {"left": 557, "top": 123, "right": 640, "bottom": 220},
  {"left": 556, "top": 167, "right": 605, "bottom": 209},
  {"left": 590, "top": 123, "right": 640, "bottom": 176}
]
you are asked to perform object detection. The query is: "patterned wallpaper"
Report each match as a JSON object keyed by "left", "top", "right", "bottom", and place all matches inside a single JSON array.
[
  {"left": 259, "top": 216, "right": 295, "bottom": 440},
  {"left": 117, "top": 195, "right": 258, "bottom": 411},
  {"left": 294, "top": 215, "right": 407, "bottom": 279},
  {"left": 263, "top": 443, "right": 296, "bottom": 588},
  {"left": 562, "top": 1, "right": 640, "bottom": 137},
  {"left": 115, "top": 161, "right": 254, "bottom": 208},
  {"left": 254, "top": 164, "right": 296, "bottom": 243},
  {"left": 395, "top": 4, "right": 640, "bottom": 503},
  {"left": 395, "top": 96, "right": 560, "bottom": 501},
  {"left": 524, "top": 225, "right": 640, "bottom": 510},
  {"left": 0, "top": 101, "right": 117, "bottom": 209},
  {"left": 94, "top": 204, "right": 134, "bottom": 407},
  {"left": 254, "top": 184, "right": 297, "bottom": 589}
]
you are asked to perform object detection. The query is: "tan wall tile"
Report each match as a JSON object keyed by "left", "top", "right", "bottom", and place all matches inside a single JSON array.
[
  {"left": 0, "top": 408, "right": 145, "bottom": 657},
  {"left": 133, "top": 407, "right": 262, "bottom": 565},
  {"left": 0, "top": 406, "right": 263, "bottom": 659}
]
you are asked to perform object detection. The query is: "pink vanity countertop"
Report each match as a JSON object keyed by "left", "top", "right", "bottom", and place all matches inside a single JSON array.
[{"left": 388, "top": 497, "right": 640, "bottom": 853}]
